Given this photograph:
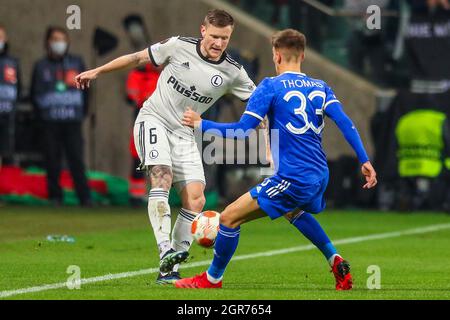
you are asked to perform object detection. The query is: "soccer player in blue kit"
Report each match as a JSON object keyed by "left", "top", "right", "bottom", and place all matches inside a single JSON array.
[{"left": 176, "top": 29, "right": 377, "bottom": 290}]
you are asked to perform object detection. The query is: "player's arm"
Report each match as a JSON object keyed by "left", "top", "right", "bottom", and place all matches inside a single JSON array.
[
  {"left": 183, "top": 107, "right": 261, "bottom": 139},
  {"left": 183, "top": 78, "right": 274, "bottom": 139},
  {"left": 75, "top": 49, "right": 150, "bottom": 89},
  {"left": 76, "top": 36, "right": 177, "bottom": 90},
  {"left": 325, "top": 102, "right": 377, "bottom": 189}
]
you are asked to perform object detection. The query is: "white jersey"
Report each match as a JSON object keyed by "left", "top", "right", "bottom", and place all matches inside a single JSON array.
[{"left": 136, "top": 36, "right": 256, "bottom": 140}]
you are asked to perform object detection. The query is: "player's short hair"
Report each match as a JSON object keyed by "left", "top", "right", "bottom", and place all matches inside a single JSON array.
[
  {"left": 271, "top": 29, "right": 306, "bottom": 62},
  {"left": 203, "top": 9, "right": 234, "bottom": 28}
]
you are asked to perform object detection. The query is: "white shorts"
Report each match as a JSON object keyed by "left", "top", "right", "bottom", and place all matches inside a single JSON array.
[{"left": 133, "top": 117, "right": 206, "bottom": 188}]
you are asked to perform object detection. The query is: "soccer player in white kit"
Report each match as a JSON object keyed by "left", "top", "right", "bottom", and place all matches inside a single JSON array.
[{"left": 75, "top": 9, "right": 256, "bottom": 284}]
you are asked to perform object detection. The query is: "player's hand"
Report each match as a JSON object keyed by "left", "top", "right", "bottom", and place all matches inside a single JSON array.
[
  {"left": 75, "top": 69, "right": 99, "bottom": 90},
  {"left": 182, "top": 107, "right": 202, "bottom": 128},
  {"left": 361, "top": 161, "right": 377, "bottom": 189}
]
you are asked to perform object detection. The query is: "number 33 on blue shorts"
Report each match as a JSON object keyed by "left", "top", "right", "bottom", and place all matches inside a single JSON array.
[{"left": 249, "top": 174, "right": 329, "bottom": 219}]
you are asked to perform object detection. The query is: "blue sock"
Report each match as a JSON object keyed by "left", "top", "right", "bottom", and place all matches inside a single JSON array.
[
  {"left": 290, "top": 212, "right": 337, "bottom": 262},
  {"left": 207, "top": 224, "right": 240, "bottom": 280}
]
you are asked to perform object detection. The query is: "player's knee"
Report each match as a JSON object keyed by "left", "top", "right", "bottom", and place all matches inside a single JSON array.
[
  {"left": 219, "top": 207, "right": 239, "bottom": 229},
  {"left": 184, "top": 194, "right": 205, "bottom": 212},
  {"left": 193, "top": 194, "right": 206, "bottom": 212},
  {"left": 219, "top": 211, "right": 232, "bottom": 228}
]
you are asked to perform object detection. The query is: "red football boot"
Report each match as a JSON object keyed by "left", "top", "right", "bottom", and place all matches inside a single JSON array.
[
  {"left": 331, "top": 255, "right": 353, "bottom": 290},
  {"left": 174, "top": 272, "right": 222, "bottom": 289}
]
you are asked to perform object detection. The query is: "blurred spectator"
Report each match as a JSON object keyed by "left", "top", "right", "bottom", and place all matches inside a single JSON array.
[
  {"left": 389, "top": 0, "right": 450, "bottom": 89},
  {"left": 345, "top": 0, "right": 392, "bottom": 85},
  {"left": 271, "top": 0, "right": 290, "bottom": 28},
  {"left": 409, "top": 0, "right": 450, "bottom": 12},
  {"left": 288, "top": 0, "right": 335, "bottom": 51},
  {"left": 0, "top": 25, "right": 21, "bottom": 167},
  {"left": 404, "top": 0, "right": 450, "bottom": 84},
  {"left": 394, "top": 109, "right": 450, "bottom": 211},
  {"left": 229, "top": 0, "right": 335, "bottom": 51},
  {"left": 30, "top": 26, "right": 91, "bottom": 206},
  {"left": 123, "top": 15, "right": 161, "bottom": 206}
]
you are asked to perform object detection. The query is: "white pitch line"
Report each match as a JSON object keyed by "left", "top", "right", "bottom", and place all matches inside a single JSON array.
[{"left": 1, "top": 222, "right": 450, "bottom": 299}]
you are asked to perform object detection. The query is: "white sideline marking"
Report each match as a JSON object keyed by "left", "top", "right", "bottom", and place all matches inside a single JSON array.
[{"left": 1, "top": 223, "right": 450, "bottom": 298}]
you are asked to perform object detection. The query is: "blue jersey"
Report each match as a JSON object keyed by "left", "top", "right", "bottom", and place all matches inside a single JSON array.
[
  {"left": 244, "top": 71, "right": 339, "bottom": 184},
  {"left": 201, "top": 70, "right": 369, "bottom": 217}
]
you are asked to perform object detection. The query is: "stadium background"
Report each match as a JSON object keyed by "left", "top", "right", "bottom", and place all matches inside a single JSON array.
[
  {"left": 1, "top": 0, "right": 450, "bottom": 301},
  {"left": 0, "top": 0, "right": 382, "bottom": 206}
]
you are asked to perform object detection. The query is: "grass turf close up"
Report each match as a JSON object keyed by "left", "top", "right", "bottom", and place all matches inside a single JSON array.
[{"left": 1, "top": 205, "right": 450, "bottom": 299}]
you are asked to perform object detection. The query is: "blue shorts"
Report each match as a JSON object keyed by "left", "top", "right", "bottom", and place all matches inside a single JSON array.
[{"left": 249, "top": 174, "right": 329, "bottom": 220}]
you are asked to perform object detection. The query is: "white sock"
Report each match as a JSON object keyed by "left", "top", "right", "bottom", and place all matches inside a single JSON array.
[
  {"left": 171, "top": 208, "right": 197, "bottom": 272},
  {"left": 328, "top": 254, "right": 341, "bottom": 267},
  {"left": 206, "top": 271, "right": 222, "bottom": 284},
  {"left": 147, "top": 188, "right": 172, "bottom": 260}
]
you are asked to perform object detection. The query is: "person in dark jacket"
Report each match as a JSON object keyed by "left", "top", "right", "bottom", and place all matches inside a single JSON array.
[
  {"left": 31, "top": 26, "right": 91, "bottom": 206},
  {"left": 0, "top": 25, "right": 21, "bottom": 167}
]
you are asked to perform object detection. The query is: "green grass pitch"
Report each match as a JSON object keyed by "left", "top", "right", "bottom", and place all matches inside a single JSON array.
[{"left": 1, "top": 205, "right": 450, "bottom": 300}]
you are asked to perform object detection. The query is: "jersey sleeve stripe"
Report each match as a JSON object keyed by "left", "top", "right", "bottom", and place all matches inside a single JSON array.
[
  {"left": 147, "top": 47, "right": 159, "bottom": 67},
  {"left": 324, "top": 99, "right": 340, "bottom": 110},
  {"left": 179, "top": 36, "right": 198, "bottom": 41},
  {"left": 225, "top": 56, "right": 242, "bottom": 69},
  {"left": 179, "top": 37, "right": 199, "bottom": 45},
  {"left": 244, "top": 111, "right": 264, "bottom": 121}
]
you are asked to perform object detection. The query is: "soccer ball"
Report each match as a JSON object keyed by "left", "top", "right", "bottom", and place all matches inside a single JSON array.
[{"left": 191, "top": 210, "right": 220, "bottom": 248}]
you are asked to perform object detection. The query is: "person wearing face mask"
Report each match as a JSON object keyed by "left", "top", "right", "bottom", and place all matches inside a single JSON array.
[
  {"left": 0, "top": 25, "right": 21, "bottom": 168},
  {"left": 30, "top": 26, "right": 91, "bottom": 207}
]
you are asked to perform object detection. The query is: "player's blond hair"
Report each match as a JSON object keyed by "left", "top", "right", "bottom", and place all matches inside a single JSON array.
[{"left": 271, "top": 29, "right": 306, "bottom": 63}]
